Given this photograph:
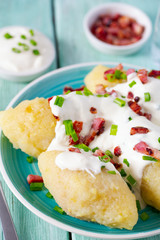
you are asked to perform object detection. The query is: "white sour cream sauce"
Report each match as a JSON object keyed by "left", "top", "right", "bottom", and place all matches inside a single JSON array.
[
  {"left": 0, "top": 26, "right": 52, "bottom": 72},
  {"left": 48, "top": 73, "right": 160, "bottom": 207}
]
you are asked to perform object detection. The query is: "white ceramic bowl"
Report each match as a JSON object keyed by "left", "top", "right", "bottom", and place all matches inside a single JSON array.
[
  {"left": 83, "top": 3, "right": 152, "bottom": 55},
  {"left": 0, "top": 26, "right": 56, "bottom": 82}
]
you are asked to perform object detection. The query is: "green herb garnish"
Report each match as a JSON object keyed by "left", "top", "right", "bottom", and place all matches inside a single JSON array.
[
  {"left": 128, "top": 117, "right": 132, "bottom": 121},
  {"left": 4, "top": 33, "right": 13, "bottom": 39},
  {"left": 140, "top": 212, "right": 149, "bottom": 221},
  {"left": 76, "top": 91, "right": 83, "bottom": 95},
  {"left": 54, "top": 96, "right": 65, "bottom": 107},
  {"left": 30, "top": 39, "right": 37, "bottom": 46},
  {"left": 99, "top": 155, "right": 111, "bottom": 163},
  {"left": 30, "top": 182, "right": 43, "bottom": 191},
  {"left": 120, "top": 169, "right": 127, "bottom": 177},
  {"left": 29, "top": 29, "right": 34, "bottom": 36},
  {"left": 107, "top": 170, "right": 116, "bottom": 174},
  {"left": 106, "top": 73, "right": 115, "bottom": 82},
  {"left": 53, "top": 206, "right": 65, "bottom": 215},
  {"left": 105, "top": 150, "right": 113, "bottom": 158},
  {"left": 158, "top": 137, "right": 160, "bottom": 143},
  {"left": 74, "top": 143, "right": 91, "bottom": 152},
  {"left": 12, "top": 48, "right": 21, "bottom": 53},
  {"left": 33, "top": 49, "right": 40, "bottom": 55},
  {"left": 46, "top": 191, "right": 54, "bottom": 199},
  {"left": 123, "top": 158, "right": 130, "bottom": 167},
  {"left": 63, "top": 120, "right": 78, "bottom": 142},
  {"left": 65, "top": 90, "right": 71, "bottom": 95},
  {"left": 114, "top": 98, "right": 125, "bottom": 107},
  {"left": 129, "top": 80, "right": 136, "bottom": 88},
  {"left": 21, "top": 34, "right": 27, "bottom": 39},
  {"left": 27, "top": 156, "right": 35, "bottom": 163},
  {"left": 92, "top": 147, "right": 99, "bottom": 153},
  {"left": 18, "top": 42, "right": 29, "bottom": 51},
  {"left": 110, "top": 124, "right": 118, "bottom": 136},
  {"left": 136, "top": 200, "right": 141, "bottom": 212},
  {"left": 142, "top": 156, "right": 157, "bottom": 162},
  {"left": 144, "top": 92, "right": 151, "bottom": 102},
  {"left": 127, "top": 174, "right": 136, "bottom": 185},
  {"left": 83, "top": 87, "right": 93, "bottom": 96}
]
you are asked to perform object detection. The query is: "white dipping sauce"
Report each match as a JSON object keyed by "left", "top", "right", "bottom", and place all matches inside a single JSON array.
[
  {"left": 48, "top": 72, "right": 160, "bottom": 206},
  {"left": 0, "top": 26, "right": 53, "bottom": 72}
]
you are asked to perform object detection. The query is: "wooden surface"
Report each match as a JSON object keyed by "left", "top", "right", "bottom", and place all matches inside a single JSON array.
[{"left": 0, "top": 0, "right": 160, "bottom": 239}]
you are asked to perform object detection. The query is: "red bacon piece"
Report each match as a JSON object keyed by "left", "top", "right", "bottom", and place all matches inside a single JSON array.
[
  {"left": 69, "top": 121, "right": 83, "bottom": 145},
  {"left": 27, "top": 174, "right": 43, "bottom": 184},
  {"left": 137, "top": 69, "right": 148, "bottom": 84},
  {"left": 114, "top": 146, "right": 122, "bottom": 157},
  {"left": 107, "top": 89, "right": 118, "bottom": 97},
  {"left": 95, "top": 84, "right": 106, "bottom": 94},
  {"left": 148, "top": 70, "right": 160, "bottom": 78},
  {"left": 48, "top": 96, "right": 53, "bottom": 102},
  {"left": 90, "top": 107, "right": 97, "bottom": 114},
  {"left": 93, "top": 149, "right": 104, "bottom": 157},
  {"left": 130, "top": 127, "right": 149, "bottom": 135},
  {"left": 126, "top": 68, "right": 135, "bottom": 76},
  {"left": 68, "top": 147, "right": 81, "bottom": 153},
  {"left": 128, "top": 100, "right": 142, "bottom": 114},
  {"left": 115, "top": 63, "right": 123, "bottom": 70},
  {"left": 143, "top": 113, "right": 152, "bottom": 121},
  {"left": 127, "top": 91, "right": 134, "bottom": 99},
  {"left": 63, "top": 86, "right": 85, "bottom": 94},
  {"left": 133, "top": 141, "right": 160, "bottom": 161}
]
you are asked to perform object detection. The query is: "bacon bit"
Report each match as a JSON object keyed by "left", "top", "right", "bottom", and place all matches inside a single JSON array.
[
  {"left": 68, "top": 147, "right": 81, "bottom": 153},
  {"left": 114, "top": 146, "right": 122, "bottom": 157},
  {"left": 128, "top": 100, "right": 142, "bottom": 113},
  {"left": 93, "top": 149, "right": 104, "bottom": 157},
  {"left": 126, "top": 69, "right": 135, "bottom": 76},
  {"left": 130, "top": 127, "right": 149, "bottom": 135},
  {"left": 148, "top": 70, "right": 160, "bottom": 78},
  {"left": 73, "top": 121, "right": 83, "bottom": 134},
  {"left": 84, "top": 130, "right": 97, "bottom": 146},
  {"left": 27, "top": 174, "right": 43, "bottom": 185},
  {"left": 104, "top": 69, "right": 115, "bottom": 80},
  {"left": 90, "top": 107, "right": 97, "bottom": 114},
  {"left": 133, "top": 141, "right": 160, "bottom": 161},
  {"left": 53, "top": 114, "right": 60, "bottom": 121},
  {"left": 48, "top": 96, "right": 53, "bottom": 102},
  {"left": 111, "top": 160, "right": 122, "bottom": 169},
  {"left": 92, "top": 118, "right": 105, "bottom": 134},
  {"left": 137, "top": 69, "right": 148, "bottom": 84},
  {"left": 95, "top": 84, "right": 106, "bottom": 94},
  {"left": 107, "top": 89, "right": 118, "bottom": 97},
  {"left": 134, "top": 96, "right": 140, "bottom": 102},
  {"left": 143, "top": 113, "right": 152, "bottom": 121},
  {"left": 127, "top": 91, "right": 134, "bottom": 99},
  {"left": 63, "top": 86, "right": 85, "bottom": 94},
  {"left": 115, "top": 63, "right": 123, "bottom": 70},
  {"left": 132, "top": 22, "right": 144, "bottom": 36}
]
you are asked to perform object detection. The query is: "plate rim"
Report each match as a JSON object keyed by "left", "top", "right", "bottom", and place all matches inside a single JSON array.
[{"left": 1, "top": 61, "right": 160, "bottom": 239}]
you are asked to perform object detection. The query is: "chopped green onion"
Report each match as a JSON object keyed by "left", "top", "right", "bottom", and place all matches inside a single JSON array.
[
  {"left": 127, "top": 174, "right": 136, "bottom": 185},
  {"left": 105, "top": 150, "right": 113, "bottom": 158},
  {"left": 128, "top": 117, "right": 132, "bottom": 121},
  {"left": 114, "top": 70, "right": 122, "bottom": 79},
  {"left": 30, "top": 182, "right": 43, "bottom": 191},
  {"left": 106, "top": 73, "right": 115, "bottom": 82},
  {"left": 123, "top": 158, "right": 129, "bottom": 167},
  {"left": 136, "top": 200, "right": 141, "bottom": 212},
  {"left": 83, "top": 87, "right": 93, "bottom": 96},
  {"left": 127, "top": 182, "right": 132, "bottom": 191},
  {"left": 53, "top": 206, "right": 65, "bottom": 215},
  {"left": 21, "top": 34, "right": 27, "bottom": 39},
  {"left": 96, "top": 94, "right": 103, "bottom": 97},
  {"left": 104, "top": 93, "right": 109, "bottom": 97},
  {"left": 92, "top": 147, "right": 99, "bottom": 153},
  {"left": 121, "top": 73, "right": 127, "bottom": 80},
  {"left": 65, "top": 90, "right": 71, "bottom": 94},
  {"left": 12, "top": 48, "right": 21, "bottom": 53},
  {"left": 4, "top": 33, "right": 13, "bottom": 39},
  {"left": 46, "top": 191, "right": 54, "bottom": 199},
  {"left": 99, "top": 155, "right": 111, "bottom": 163},
  {"left": 30, "top": 39, "right": 37, "bottom": 46},
  {"left": 29, "top": 29, "right": 34, "bottom": 36},
  {"left": 140, "top": 212, "right": 149, "bottom": 221},
  {"left": 33, "top": 49, "right": 40, "bottom": 55},
  {"left": 18, "top": 42, "right": 29, "bottom": 51},
  {"left": 144, "top": 92, "right": 151, "bottom": 102},
  {"left": 142, "top": 156, "right": 157, "bottom": 162},
  {"left": 107, "top": 170, "right": 116, "bottom": 175},
  {"left": 54, "top": 96, "right": 65, "bottom": 107},
  {"left": 120, "top": 169, "right": 127, "bottom": 177},
  {"left": 76, "top": 91, "right": 83, "bottom": 95},
  {"left": 129, "top": 80, "right": 136, "bottom": 88},
  {"left": 110, "top": 124, "right": 118, "bottom": 136},
  {"left": 121, "top": 95, "right": 126, "bottom": 98},
  {"left": 63, "top": 120, "right": 78, "bottom": 142},
  {"left": 157, "top": 76, "right": 160, "bottom": 79},
  {"left": 74, "top": 143, "right": 91, "bottom": 152},
  {"left": 27, "top": 156, "right": 35, "bottom": 163},
  {"left": 101, "top": 166, "right": 105, "bottom": 169},
  {"left": 158, "top": 137, "right": 160, "bottom": 143},
  {"left": 114, "top": 98, "right": 126, "bottom": 107}
]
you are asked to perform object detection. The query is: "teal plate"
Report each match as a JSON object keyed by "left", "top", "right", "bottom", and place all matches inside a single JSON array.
[{"left": 0, "top": 62, "right": 160, "bottom": 239}]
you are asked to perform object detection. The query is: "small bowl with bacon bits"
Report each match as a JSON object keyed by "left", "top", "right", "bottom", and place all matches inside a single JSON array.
[{"left": 83, "top": 3, "right": 152, "bottom": 55}]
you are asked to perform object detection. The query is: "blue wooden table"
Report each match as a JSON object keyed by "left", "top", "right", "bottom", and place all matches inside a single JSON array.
[{"left": 0, "top": 0, "right": 160, "bottom": 239}]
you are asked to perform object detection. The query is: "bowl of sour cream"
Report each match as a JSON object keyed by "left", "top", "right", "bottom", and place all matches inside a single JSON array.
[{"left": 0, "top": 26, "right": 55, "bottom": 82}]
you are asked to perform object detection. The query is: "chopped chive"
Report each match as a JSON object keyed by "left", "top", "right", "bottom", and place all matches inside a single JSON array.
[
  {"left": 29, "top": 29, "right": 34, "bottom": 36},
  {"left": 30, "top": 39, "right": 37, "bottom": 46},
  {"left": 142, "top": 156, "right": 157, "bottom": 162},
  {"left": 110, "top": 124, "right": 118, "bottom": 136},
  {"left": 123, "top": 158, "right": 130, "bottom": 167},
  {"left": 99, "top": 155, "right": 111, "bottom": 163},
  {"left": 120, "top": 168, "right": 127, "bottom": 177},
  {"left": 128, "top": 116, "right": 132, "bottom": 121},
  {"left": 114, "top": 70, "right": 122, "bottom": 79},
  {"left": 76, "top": 91, "right": 83, "bottom": 95},
  {"left": 158, "top": 137, "right": 160, "bottom": 143},
  {"left": 83, "top": 87, "right": 93, "bottom": 96},
  {"left": 121, "top": 95, "right": 126, "bottom": 98},
  {"left": 121, "top": 72, "right": 127, "bottom": 80},
  {"left": 46, "top": 191, "right": 54, "bottom": 199},
  {"left": 71, "top": 131, "right": 79, "bottom": 142},
  {"left": 30, "top": 182, "right": 43, "bottom": 191},
  {"left": 96, "top": 94, "right": 103, "bottom": 97},
  {"left": 92, "top": 147, "right": 99, "bottom": 153},
  {"left": 18, "top": 42, "right": 29, "bottom": 51},
  {"left": 114, "top": 98, "right": 125, "bottom": 107},
  {"left": 129, "top": 80, "right": 136, "bottom": 88},
  {"left": 74, "top": 143, "right": 91, "bottom": 152},
  {"left": 127, "top": 182, "right": 132, "bottom": 191},
  {"left": 101, "top": 166, "right": 105, "bottom": 169},
  {"left": 106, "top": 73, "right": 115, "bottom": 82},
  {"left": 33, "top": 49, "right": 40, "bottom": 55},
  {"left": 12, "top": 48, "right": 21, "bottom": 53},
  {"left": 54, "top": 206, "right": 65, "bottom": 215},
  {"left": 63, "top": 120, "right": 78, "bottom": 142},
  {"left": 65, "top": 90, "right": 71, "bottom": 95},
  {"left": 136, "top": 200, "right": 141, "bottom": 212},
  {"left": 4, "top": 33, "right": 13, "bottom": 39},
  {"left": 54, "top": 96, "right": 65, "bottom": 107},
  {"left": 140, "top": 212, "right": 149, "bottom": 221},
  {"left": 144, "top": 92, "right": 151, "bottom": 102},
  {"left": 127, "top": 174, "right": 136, "bottom": 185},
  {"left": 21, "top": 34, "right": 27, "bottom": 39},
  {"left": 157, "top": 76, "right": 160, "bottom": 79},
  {"left": 107, "top": 170, "right": 116, "bottom": 174},
  {"left": 27, "top": 156, "right": 35, "bottom": 163},
  {"left": 105, "top": 150, "right": 113, "bottom": 158},
  {"left": 104, "top": 93, "right": 109, "bottom": 97}
]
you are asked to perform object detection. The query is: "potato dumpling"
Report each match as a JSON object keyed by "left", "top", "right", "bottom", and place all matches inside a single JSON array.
[
  {"left": 141, "top": 162, "right": 160, "bottom": 210},
  {"left": 38, "top": 150, "right": 138, "bottom": 230},
  {"left": 0, "top": 98, "right": 56, "bottom": 158},
  {"left": 84, "top": 65, "right": 126, "bottom": 93}
]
